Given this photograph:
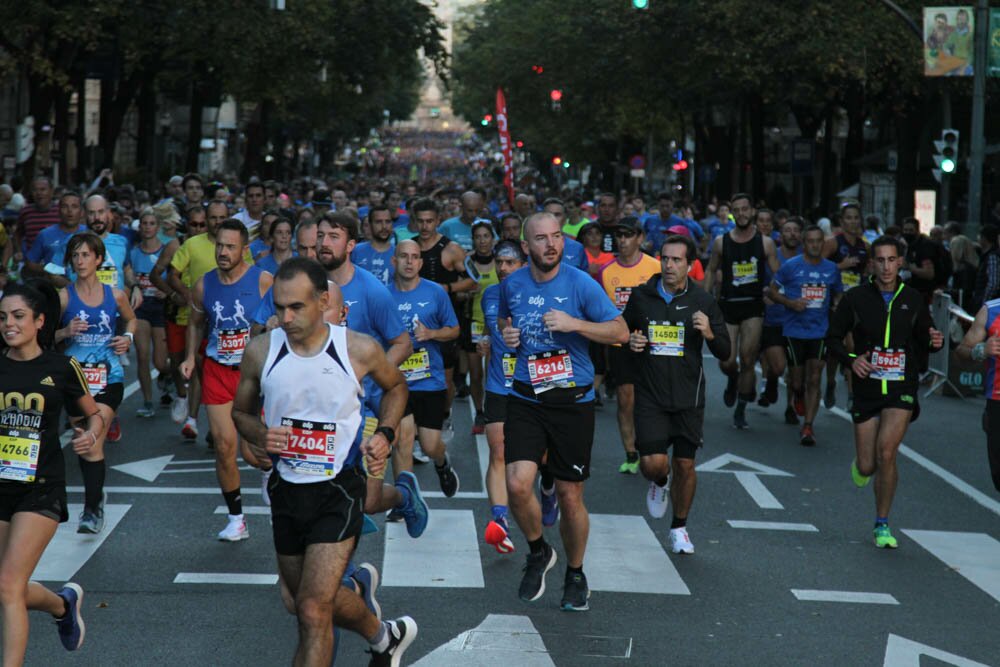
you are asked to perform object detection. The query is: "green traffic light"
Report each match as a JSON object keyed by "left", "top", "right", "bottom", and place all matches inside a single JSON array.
[
  {"left": 563, "top": 161, "right": 571, "bottom": 168},
  {"left": 941, "top": 158, "right": 956, "bottom": 173},
  {"left": 480, "top": 119, "right": 488, "bottom": 126},
  {"left": 632, "top": 0, "right": 649, "bottom": 8}
]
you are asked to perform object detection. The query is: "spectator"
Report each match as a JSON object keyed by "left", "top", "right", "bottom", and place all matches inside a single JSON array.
[
  {"left": 974, "top": 225, "right": 1000, "bottom": 310},
  {"left": 945, "top": 221, "right": 979, "bottom": 309},
  {"left": 14, "top": 176, "right": 60, "bottom": 257}
]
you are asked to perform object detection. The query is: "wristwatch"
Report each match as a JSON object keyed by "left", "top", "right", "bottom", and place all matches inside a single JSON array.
[
  {"left": 124, "top": 332, "right": 134, "bottom": 344},
  {"left": 373, "top": 426, "right": 396, "bottom": 447}
]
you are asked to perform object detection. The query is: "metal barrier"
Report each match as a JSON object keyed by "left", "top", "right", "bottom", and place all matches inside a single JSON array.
[{"left": 925, "top": 291, "right": 975, "bottom": 398}]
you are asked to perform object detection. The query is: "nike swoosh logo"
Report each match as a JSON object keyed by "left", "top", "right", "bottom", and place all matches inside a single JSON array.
[{"left": 675, "top": 305, "right": 688, "bottom": 310}]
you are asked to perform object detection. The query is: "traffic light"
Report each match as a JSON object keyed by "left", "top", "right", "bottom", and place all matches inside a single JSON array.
[
  {"left": 552, "top": 156, "right": 562, "bottom": 166},
  {"left": 515, "top": 140, "right": 524, "bottom": 148},
  {"left": 480, "top": 114, "right": 493, "bottom": 127},
  {"left": 549, "top": 89, "right": 562, "bottom": 102},
  {"left": 531, "top": 65, "right": 544, "bottom": 74},
  {"left": 563, "top": 161, "right": 571, "bottom": 169},
  {"left": 672, "top": 160, "right": 688, "bottom": 171},
  {"left": 932, "top": 128, "right": 959, "bottom": 182},
  {"left": 632, "top": 0, "right": 649, "bottom": 8}
]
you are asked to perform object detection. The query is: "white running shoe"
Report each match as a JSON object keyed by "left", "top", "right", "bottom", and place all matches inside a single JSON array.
[
  {"left": 412, "top": 440, "right": 430, "bottom": 464},
  {"left": 171, "top": 397, "right": 188, "bottom": 424},
  {"left": 260, "top": 469, "right": 272, "bottom": 507},
  {"left": 218, "top": 515, "right": 249, "bottom": 542},
  {"left": 669, "top": 527, "right": 694, "bottom": 554},
  {"left": 646, "top": 480, "right": 669, "bottom": 519}
]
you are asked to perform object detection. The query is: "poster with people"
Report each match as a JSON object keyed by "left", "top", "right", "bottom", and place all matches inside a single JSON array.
[{"left": 924, "top": 6, "right": 975, "bottom": 76}]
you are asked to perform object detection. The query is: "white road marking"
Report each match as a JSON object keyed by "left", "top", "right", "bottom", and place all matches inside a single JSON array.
[
  {"left": 587, "top": 514, "right": 690, "bottom": 595},
  {"left": 697, "top": 453, "right": 793, "bottom": 510},
  {"left": 34, "top": 504, "right": 131, "bottom": 581},
  {"left": 412, "top": 614, "right": 555, "bottom": 667},
  {"left": 111, "top": 455, "right": 174, "bottom": 481},
  {"left": 174, "top": 573, "right": 278, "bottom": 585},
  {"left": 161, "top": 466, "right": 254, "bottom": 474},
  {"left": 468, "top": 399, "right": 490, "bottom": 493},
  {"left": 727, "top": 520, "right": 818, "bottom": 532},
  {"left": 68, "top": 486, "right": 224, "bottom": 495},
  {"left": 382, "top": 509, "right": 484, "bottom": 588},
  {"left": 215, "top": 506, "right": 270, "bottom": 515},
  {"left": 829, "top": 406, "right": 1000, "bottom": 518},
  {"left": 733, "top": 471, "right": 784, "bottom": 509},
  {"left": 791, "top": 589, "right": 899, "bottom": 605},
  {"left": 883, "top": 634, "right": 993, "bottom": 667},
  {"left": 903, "top": 529, "right": 1000, "bottom": 604}
]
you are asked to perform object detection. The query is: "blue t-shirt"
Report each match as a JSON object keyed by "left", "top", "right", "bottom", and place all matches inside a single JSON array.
[
  {"left": 61, "top": 283, "right": 124, "bottom": 389},
  {"left": 255, "top": 252, "right": 292, "bottom": 276},
  {"left": 68, "top": 233, "right": 129, "bottom": 290},
  {"left": 389, "top": 278, "right": 457, "bottom": 392},
  {"left": 351, "top": 242, "right": 395, "bottom": 286},
  {"left": 561, "top": 235, "right": 589, "bottom": 271},
  {"left": 764, "top": 247, "right": 802, "bottom": 326},
  {"left": 773, "top": 255, "right": 842, "bottom": 340},
  {"left": 439, "top": 218, "right": 473, "bottom": 252},
  {"left": 27, "top": 224, "right": 84, "bottom": 267},
  {"left": 498, "top": 265, "right": 621, "bottom": 402},
  {"left": 482, "top": 283, "right": 517, "bottom": 395},
  {"left": 644, "top": 214, "right": 704, "bottom": 252},
  {"left": 249, "top": 239, "right": 270, "bottom": 261},
  {"left": 127, "top": 243, "right": 168, "bottom": 298},
  {"left": 203, "top": 265, "right": 265, "bottom": 365}
]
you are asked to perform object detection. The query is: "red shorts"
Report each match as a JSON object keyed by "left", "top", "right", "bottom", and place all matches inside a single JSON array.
[
  {"left": 166, "top": 321, "right": 186, "bottom": 355},
  {"left": 201, "top": 357, "right": 241, "bottom": 405}
]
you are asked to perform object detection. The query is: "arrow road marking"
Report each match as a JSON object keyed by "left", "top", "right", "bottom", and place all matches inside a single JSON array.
[
  {"left": 697, "top": 453, "right": 793, "bottom": 509},
  {"left": 34, "top": 504, "right": 131, "bottom": 581},
  {"left": 883, "top": 634, "right": 993, "bottom": 667},
  {"left": 412, "top": 614, "right": 556, "bottom": 667},
  {"left": 902, "top": 529, "right": 1000, "bottom": 604}
]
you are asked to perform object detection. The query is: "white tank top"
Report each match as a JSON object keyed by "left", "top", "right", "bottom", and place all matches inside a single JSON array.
[{"left": 262, "top": 323, "right": 363, "bottom": 483}]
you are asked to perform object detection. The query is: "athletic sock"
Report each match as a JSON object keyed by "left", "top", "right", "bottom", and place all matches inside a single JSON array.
[
  {"left": 765, "top": 375, "right": 778, "bottom": 394},
  {"left": 368, "top": 621, "right": 389, "bottom": 651},
  {"left": 655, "top": 476, "right": 669, "bottom": 488},
  {"left": 670, "top": 515, "right": 687, "bottom": 529},
  {"left": 491, "top": 504, "right": 508, "bottom": 522},
  {"left": 625, "top": 451, "right": 639, "bottom": 463},
  {"left": 735, "top": 399, "right": 747, "bottom": 417},
  {"left": 875, "top": 516, "right": 889, "bottom": 527},
  {"left": 222, "top": 489, "right": 243, "bottom": 516},
  {"left": 567, "top": 564, "right": 583, "bottom": 576},
  {"left": 79, "top": 458, "right": 105, "bottom": 511},
  {"left": 528, "top": 536, "right": 547, "bottom": 556},
  {"left": 394, "top": 484, "right": 412, "bottom": 511},
  {"left": 539, "top": 467, "right": 555, "bottom": 493}
]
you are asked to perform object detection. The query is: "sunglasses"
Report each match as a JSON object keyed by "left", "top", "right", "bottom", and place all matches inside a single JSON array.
[{"left": 614, "top": 230, "right": 638, "bottom": 238}]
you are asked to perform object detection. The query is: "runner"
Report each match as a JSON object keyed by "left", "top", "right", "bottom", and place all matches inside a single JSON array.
[
  {"left": 758, "top": 217, "right": 802, "bottom": 424},
  {"left": 826, "top": 236, "right": 944, "bottom": 548},
  {"left": 180, "top": 219, "right": 272, "bottom": 541},
  {"left": 232, "top": 257, "right": 416, "bottom": 665},
  {"left": 23, "top": 190, "right": 85, "bottom": 286},
  {"left": 56, "top": 233, "right": 137, "bottom": 533},
  {"left": 541, "top": 199, "right": 589, "bottom": 271},
  {"left": 124, "top": 208, "right": 169, "bottom": 418},
  {"left": 439, "top": 190, "right": 485, "bottom": 252},
  {"left": 389, "top": 240, "right": 461, "bottom": 495},
  {"left": 0, "top": 281, "right": 97, "bottom": 663},
  {"left": 478, "top": 241, "right": 526, "bottom": 553},
  {"left": 769, "top": 225, "right": 843, "bottom": 445},
  {"left": 465, "top": 221, "right": 500, "bottom": 434},
  {"left": 704, "top": 193, "right": 780, "bottom": 429},
  {"left": 351, "top": 204, "right": 395, "bottom": 286},
  {"left": 622, "top": 234, "right": 730, "bottom": 554},
  {"left": 500, "top": 212, "right": 628, "bottom": 611},
  {"left": 598, "top": 216, "right": 661, "bottom": 474},
  {"left": 255, "top": 217, "right": 295, "bottom": 275},
  {"left": 956, "top": 299, "right": 1000, "bottom": 494}
]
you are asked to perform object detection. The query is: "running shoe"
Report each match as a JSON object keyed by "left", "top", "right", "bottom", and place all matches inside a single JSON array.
[
  {"left": 137, "top": 402, "right": 155, "bottom": 418},
  {"left": 669, "top": 527, "right": 695, "bottom": 554},
  {"left": 362, "top": 515, "right": 379, "bottom": 535},
  {"left": 757, "top": 394, "right": 772, "bottom": 408},
  {"left": 784, "top": 405, "right": 799, "bottom": 425},
  {"left": 385, "top": 508, "right": 404, "bottom": 523},
  {"left": 106, "top": 416, "right": 122, "bottom": 442},
  {"left": 411, "top": 440, "right": 430, "bottom": 464},
  {"left": 518, "top": 544, "right": 557, "bottom": 602},
  {"left": 77, "top": 507, "right": 104, "bottom": 534},
  {"left": 873, "top": 523, "right": 898, "bottom": 549},
  {"left": 540, "top": 483, "right": 559, "bottom": 527},
  {"left": 55, "top": 583, "right": 85, "bottom": 651},
  {"left": 824, "top": 383, "right": 836, "bottom": 409},
  {"left": 851, "top": 459, "right": 871, "bottom": 488},
  {"left": 561, "top": 570, "right": 590, "bottom": 612},
  {"left": 160, "top": 392, "right": 174, "bottom": 407},
  {"left": 723, "top": 373, "right": 738, "bottom": 407},
  {"left": 395, "top": 471, "right": 428, "bottom": 538},
  {"left": 646, "top": 480, "right": 669, "bottom": 519},
  {"left": 471, "top": 413, "right": 486, "bottom": 435},
  {"left": 368, "top": 617, "right": 417, "bottom": 667},
  {"left": 455, "top": 381, "right": 470, "bottom": 399},
  {"left": 181, "top": 417, "right": 198, "bottom": 439},
  {"left": 799, "top": 424, "right": 816, "bottom": 446},
  {"left": 484, "top": 516, "right": 515, "bottom": 554},
  {"left": 435, "top": 455, "right": 460, "bottom": 497},
  {"left": 171, "top": 397, "right": 188, "bottom": 424},
  {"left": 761, "top": 378, "right": 779, "bottom": 407},
  {"left": 351, "top": 562, "right": 382, "bottom": 621},
  {"left": 218, "top": 515, "right": 249, "bottom": 542},
  {"left": 618, "top": 458, "right": 639, "bottom": 475},
  {"left": 260, "top": 468, "right": 272, "bottom": 507}
]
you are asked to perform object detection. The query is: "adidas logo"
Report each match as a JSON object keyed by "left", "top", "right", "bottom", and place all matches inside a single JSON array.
[{"left": 40, "top": 376, "right": 55, "bottom": 387}]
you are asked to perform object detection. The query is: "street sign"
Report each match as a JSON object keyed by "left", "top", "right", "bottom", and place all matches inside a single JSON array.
[
  {"left": 629, "top": 168, "right": 646, "bottom": 178},
  {"left": 629, "top": 154, "right": 646, "bottom": 169},
  {"left": 914, "top": 190, "right": 937, "bottom": 231}
]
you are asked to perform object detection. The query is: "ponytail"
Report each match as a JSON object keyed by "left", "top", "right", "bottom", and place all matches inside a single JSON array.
[{"left": 0, "top": 280, "right": 62, "bottom": 350}]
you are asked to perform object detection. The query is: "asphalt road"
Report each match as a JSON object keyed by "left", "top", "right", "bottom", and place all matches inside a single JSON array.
[{"left": 24, "top": 359, "right": 1000, "bottom": 666}]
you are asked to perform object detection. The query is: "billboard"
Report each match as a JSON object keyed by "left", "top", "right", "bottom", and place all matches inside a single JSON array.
[{"left": 924, "top": 6, "right": 975, "bottom": 76}]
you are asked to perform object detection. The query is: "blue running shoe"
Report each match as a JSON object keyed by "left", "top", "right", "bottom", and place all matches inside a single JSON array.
[
  {"left": 351, "top": 562, "right": 382, "bottom": 621},
  {"left": 395, "top": 471, "right": 429, "bottom": 538},
  {"left": 540, "top": 483, "right": 559, "bottom": 527},
  {"left": 362, "top": 514, "right": 379, "bottom": 535},
  {"left": 55, "top": 583, "right": 85, "bottom": 651}
]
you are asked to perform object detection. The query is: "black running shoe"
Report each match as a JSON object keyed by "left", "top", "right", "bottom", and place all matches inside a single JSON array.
[
  {"left": 824, "top": 383, "right": 836, "bottom": 409},
  {"left": 723, "top": 374, "right": 738, "bottom": 407},
  {"left": 519, "top": 544, "right": 557, "bottom": 602},
  {"left": 784, "top": 405, "right": 799, "bottom": 425},
  {"left": 367, "top": 617, "right": 417, "bottom": 667},
  {"left": 561, "top": 570, "right": 591, "bottom": 612},
  {"left": 435, "top": 457, "right": 460, "bottom": 497}
]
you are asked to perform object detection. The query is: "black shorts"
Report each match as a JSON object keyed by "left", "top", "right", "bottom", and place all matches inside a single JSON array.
[
  {"left": 458, "top": 311, "right": 479, "bottom": 353},
  {"left": 0, "top": 482, "right": 69, "bottom": 523},
  {"left": 785, "top": 337, "right": 826, "bottom": 367},
  {"left": 850, "top": 392, "right": 921, "bottom": 424},
  {"left": 761, "top": 324, "right": 784, "bottom": 350},
  {"left": 634, "top": 395, "right": 703, "bottom": 459},
  {"left": 484, "top": 390, "right": 508, "bottom": 424},
  {"left": 135, "top": 298, "right": 166, "bottom": 328},
  {"left": 441, "top": 340, "right": 458, "bottom": 370},
  {"left": 504, "top": 395, "right": 595, "bottom": 482},
  {"left": 720, "top": 299, "right": 764, "bottom": 325},
  {"left": 608, "top": 345, "right": 638, "bottom": 386},
  {"left": 405, "top": 389, "right": 447, "bottom": 430},
  {"left": 66, "top": 381, "right": 124, "bottom": 417},
  {"left": 268, "top": 466, "right": 367, "bottom": 556},
  {"left": 589, "top": 342, "right": 608, "bottom": 376}
]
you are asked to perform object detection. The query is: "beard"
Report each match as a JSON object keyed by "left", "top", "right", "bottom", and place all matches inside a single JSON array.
[
  {"left": 319, "top": 251, "right": 347, "bottom": 271},
  {"left": 529, "top": 246, "right": 561, "bottom": 273}
]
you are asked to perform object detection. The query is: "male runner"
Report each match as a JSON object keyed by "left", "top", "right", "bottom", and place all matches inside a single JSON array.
[
  {"left": 704, "top": 193, "right": 779, "bottom": 429},
  {"left": 440, "top": 190, "right": 485, "bottom": 252},
  {"left": 770, "top": 225, "right": 843, "bottom": 445},
  {"left": 389, "top": 240, "right": 461, "bottom": 495},
  {"left": 623, "top": 234, "right": 730, "bottom": 553},
  {"left": 24, "top": 191, "right": 85, "bottom": 285},
  {"left": 232, "top": 257, "right": 416, "bottom": 665},
  {"left": 351, "top": 204, "right": 395, "bottom": 286},
  {"left": 826, "top": 236, "right": 944, "bottom": 548},
  {"left": 180, "top": 220, "right": 272, "bottom": 540},
  {"left": 541, "top": 198, "right": 588, "bottom": 271},
  {"left": 956, "top": 299, "right": 1000, "bottom": 494},
  {"left": 759, "top": 217, "right": 802, "bottom": 420},
  {"left": 500, "top": 212, "right": 628, "bottom": 611},
  {"left": 598, "top": 217, "right": 660, "bottom": 474}
]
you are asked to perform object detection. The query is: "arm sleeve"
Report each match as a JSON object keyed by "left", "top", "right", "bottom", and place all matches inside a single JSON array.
[
  {"left": 825, "top": 293, "right": 855, "bottom": 365},
  {"left": 705, "top": 297, "right": 731, "bottom": 360}
]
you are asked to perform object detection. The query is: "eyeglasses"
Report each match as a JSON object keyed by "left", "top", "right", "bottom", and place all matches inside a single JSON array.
[{"left": 614, "top": 230, "right": 638, "bottom": 238}]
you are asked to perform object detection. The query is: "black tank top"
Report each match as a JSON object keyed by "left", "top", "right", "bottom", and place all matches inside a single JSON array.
[
  {"left": 419, "top": 235, "right": 461, "bottom": 286},
  {"left": 720, "top": 231, "right": 766, "bottom": 301}
]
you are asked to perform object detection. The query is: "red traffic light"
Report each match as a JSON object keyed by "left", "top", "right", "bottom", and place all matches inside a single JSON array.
[
  {"left": 484, "top": 114, "right": 493, "bottom": 123},
  {"left": 672, "top": 160, "right": 688, "bottom": 171},
  {"left": 550, "top": 89, "right": 563, "bottom": 102},
  {"left": 552, "top": 156, "right": 562, "bottom": 165},
  {"left": 515, "top": 140, "right": 524, "bottom": 148},
  {"left": 532, "top": 65, "right": 544, "bottom": 74}
]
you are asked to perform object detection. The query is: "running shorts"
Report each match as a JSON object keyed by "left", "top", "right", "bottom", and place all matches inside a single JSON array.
[
  {"left": 720, "top": 299, "right": 764, "bottom": 325},
  {"left": 405, "top": 390, "right": 447, "bottom": 430},
  {"left": 785, "top": 337, "right": 826, "bottom": 367},
  {"left": 0, "top": 481, "right": 69, "bottom": 523},
  {"left": 268, "top": 466, "right": 366, "bottom": 555},
  {"left": 504, "top": 395, "right": 595, "bottom": 482},
  {"left": 202, "top": 357, "right": 240, "bottom": 405}
]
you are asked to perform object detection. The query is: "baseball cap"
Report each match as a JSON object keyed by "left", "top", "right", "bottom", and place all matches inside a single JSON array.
[
  {"left": 615, "top": 216, "right": 642, "bottom": 233},
  {"left": 313, "top": 189, "right": 332, "bottom": 206},
  {"left": 667, "top": 224, "right": 691, "bottom": 238}
]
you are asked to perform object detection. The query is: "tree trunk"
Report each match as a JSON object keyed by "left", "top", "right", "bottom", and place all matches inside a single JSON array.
[
  {"left": 894, "top": 96, "right": 924, "bottom": 225},
  {"left": 185, "top": 79, "right": 204, "bottom": 173},
  {"left": 53, "top": 87, "right": 71, "bottom": 185},
  {"left": 749, "top": 93, "right": 766, "bottom": 201},
  {"left": 98, "top": 73, "right": 140, "bottom": 171},
  {"left": 820, "top": 105, "right": 836, "bottom": 212},
  {"left": 136, "top": 80, "right": 156, "bottom": 187},
  {"left": 21, "top": 73, "right": 55, "bottom": 183},
  {"left": 737, "top": 100, "right": 748, "bottom": 193},
  {"left": 73, "top": 74, "right": 88, "bottom": 184},
  {"left": 842, "top": 83, "right": 865, "bottom": 189}
]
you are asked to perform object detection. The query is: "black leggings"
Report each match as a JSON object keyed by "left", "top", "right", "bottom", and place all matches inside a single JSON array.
[{"left": 983, "top": 400, "right": 1000, "bottom": 493}]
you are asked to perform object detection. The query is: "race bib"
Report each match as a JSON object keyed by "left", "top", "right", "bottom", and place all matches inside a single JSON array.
[
  {"left": 602, "top": 234, "right": 614, "bottom": 253},
  {"left": 399, "top": 348, "right": 431, "bottom": 382},
  {"left": 0, "top": 411, "right": 41, "bottom": 482},
  {"left": 648, "top": 321, "right": 685, "bottom": 356},
  {"left": 137, "top": 272, "right": 158, "bottom": 297},
  {"left": 732, "top": 260, "right": 758, "bottom": 286},
  {"left": 802, "top": 283, "right": 827, "bottom": 309},
  {"left": 502, "top": 353, "right": 516, "bottom": 388},
  {"left": 870, "top": 347, "right": 905, "bottom": 381},
  {"left": 471, "top": 320, "right": 486, "bottom": 343},
  {"left": 613, "top": 286, "right": 633, "bottom": 311},
  {"left": 841, "top": 271, "right": 861, "bottom": 290},
  {"left": 216, "top": 328, "right": 249, "bottom": 365},
  {"left": 81, "top": 362, "right": 108, "bottom": 395},
  {"left": 279, "top": 417, "right": 336, "bottom": 476},
  {"left": 97, "top": 266, "right": 118, "bottom": 287},
  {"left": 527, "top": 349, "right": 574, "bottom": 393}
]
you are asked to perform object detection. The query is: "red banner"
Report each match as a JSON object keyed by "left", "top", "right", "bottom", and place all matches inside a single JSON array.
[{"left": 495, "top": 88, "right": 514, "bottom": 205}]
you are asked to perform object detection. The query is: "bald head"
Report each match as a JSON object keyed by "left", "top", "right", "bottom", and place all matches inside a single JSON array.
[
  {"left": 395, "top": 239, "right": 420, "bottom": 257},
  {"left": 460, "top": 191, "right": 483, "bottom": 223},
  {"left": 85, "top": 194, "right": 111, "bottom": 233},
  {"left": 393, "top": 238, "right": 423, "bottom": 281}
]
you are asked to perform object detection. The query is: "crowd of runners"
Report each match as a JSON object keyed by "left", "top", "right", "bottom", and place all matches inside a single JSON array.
[{"left": 2, "top": 165, "right": 999, "bottom": 665}]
